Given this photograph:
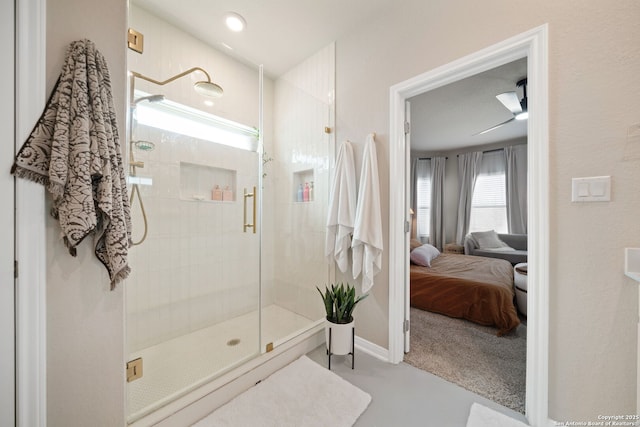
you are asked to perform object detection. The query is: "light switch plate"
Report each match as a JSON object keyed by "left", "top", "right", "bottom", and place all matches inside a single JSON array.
[{"left": 571, "top": 176, "right": 611, "bottom": 202}]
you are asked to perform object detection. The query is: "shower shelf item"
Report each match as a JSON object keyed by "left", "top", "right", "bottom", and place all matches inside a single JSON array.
[
  {"left": 293, "top": 169, "right": 314, "bottom": 203},
  {"left": 180, "top": 161, "right": 236, "bottom": 202}
]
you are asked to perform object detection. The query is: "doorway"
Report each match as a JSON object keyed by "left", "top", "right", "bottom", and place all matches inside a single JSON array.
[
  {"left": 388, "top": 25, "right": 550, "bottom": 426},
  {"left": 405, "top": 57, "right": 528, "bottom": 413}
]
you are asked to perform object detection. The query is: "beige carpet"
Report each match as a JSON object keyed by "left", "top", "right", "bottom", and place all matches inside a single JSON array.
[{"left": 405, "top": 308, "right": 526, "bottom": 413}]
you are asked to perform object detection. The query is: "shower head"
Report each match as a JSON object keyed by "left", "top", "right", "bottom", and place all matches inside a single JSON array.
[
  {"left": 131, "top": 67, "right": 224, "bottom": 99},
  {"left": 194, "top": 81, "right": 224, "bottom": 98},
  {"left": 133, "top": 94, "right": 165, "bottom": 106}
]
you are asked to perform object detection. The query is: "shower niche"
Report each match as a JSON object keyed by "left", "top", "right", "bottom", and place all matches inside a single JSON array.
[
  {"left": 293, "top": 169, "right": 315, "bottom": 202},
  {"left": 179, "top": 161, "right": 236, "bottom": 202}
]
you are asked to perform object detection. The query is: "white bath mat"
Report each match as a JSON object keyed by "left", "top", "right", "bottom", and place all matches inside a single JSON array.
[
  {"left": 192, "top": 355, "right": 371, "bottom": 427},
  {"left": 466, "top": 402, "right": 529, "bottom": 427}
]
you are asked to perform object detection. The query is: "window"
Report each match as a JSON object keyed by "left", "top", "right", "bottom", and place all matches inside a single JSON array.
[
  {"left": 469, "top": 151, "right": 507, "bottom": 234},
  {"left": 414, "top": 159, "right": 431, "bottom": 241}
]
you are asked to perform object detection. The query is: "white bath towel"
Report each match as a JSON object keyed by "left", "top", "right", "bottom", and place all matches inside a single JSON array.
[
  {"left": 352, "top": 133, "right": 383, "bottom": 293},
  {"left": 325, "top": 140, "right": 357, "bottom": 272}
]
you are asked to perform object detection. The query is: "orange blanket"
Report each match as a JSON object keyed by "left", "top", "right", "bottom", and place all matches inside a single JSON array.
[{"left": 410, "top": 254, "right": 519, "bottom": 335}]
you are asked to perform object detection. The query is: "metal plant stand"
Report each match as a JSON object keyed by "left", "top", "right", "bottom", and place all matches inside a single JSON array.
[{"left": 326, "top": 325, "right": 355, "bottom": 370}]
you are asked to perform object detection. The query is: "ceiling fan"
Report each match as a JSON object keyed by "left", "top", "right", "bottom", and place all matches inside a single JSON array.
[{"left": 475, "top": 78, "right": 528, "bottom": 135}]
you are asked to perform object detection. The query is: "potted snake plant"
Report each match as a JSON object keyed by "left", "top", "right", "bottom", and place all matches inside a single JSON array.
[{"left": 316, "top": 283, "right": 368, "bottom": 355}]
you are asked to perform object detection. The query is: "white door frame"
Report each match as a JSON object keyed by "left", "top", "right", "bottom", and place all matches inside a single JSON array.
[
  {"left": 15, "top": 0, "right": 48, "bottom": 425},
  {"left": 1, "top": 0, "right": 16, "bottom": 424},
  {"left": 388, "top": 25, "right": 550, "bottom": 426}
]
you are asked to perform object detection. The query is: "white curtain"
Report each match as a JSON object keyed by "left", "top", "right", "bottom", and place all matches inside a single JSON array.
[
  {"left": 410, "top": 158, "right": 418, "bottom": 219},
  {"left": 413, "top": 158, "right": 431, "bottom": 243},
  {"left": 455, "top": 151, "right": 483, "bottom": 244},
  {"left": 429, "top": 156, "right": 446, "bottom": 250},
  {"left": 505, "top": 145, "right": 528, "bottom": 234}
]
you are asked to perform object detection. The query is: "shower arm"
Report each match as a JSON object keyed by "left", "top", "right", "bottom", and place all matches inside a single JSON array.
[
  {"left": 130, "top": 67, "right": 212, "bottom": 87},
  {"left": 128, "top": 66, "right": 218, "bottom": 172},
  {"left": 128, "top": 68, "right": 210, "bottom": 172}
]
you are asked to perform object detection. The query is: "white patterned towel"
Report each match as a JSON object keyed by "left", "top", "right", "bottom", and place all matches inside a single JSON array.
[{"left": 12, "top": 39, "right": 131, "bottom": 289}]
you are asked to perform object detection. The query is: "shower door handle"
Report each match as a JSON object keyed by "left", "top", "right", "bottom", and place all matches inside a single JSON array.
[{"left": 243, "top": 186, "right": 257, "bottom": 234}]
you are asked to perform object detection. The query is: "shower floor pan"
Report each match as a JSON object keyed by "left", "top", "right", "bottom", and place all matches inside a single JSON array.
[{"left": 127, "top": 304, "right": 316, "bottom": 422}]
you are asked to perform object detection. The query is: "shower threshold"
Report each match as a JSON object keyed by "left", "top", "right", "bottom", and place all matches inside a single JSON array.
[{"left": 127, "top": 304, "right": 317, "bottom": 422}]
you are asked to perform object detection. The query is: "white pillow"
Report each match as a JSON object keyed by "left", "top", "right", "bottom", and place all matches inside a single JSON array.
[
  {"left": 410, "top": 244, "right": 440, "bottom": 267},
  {"left": 470, "top": 230, "right": 511, "bottom": 250}
]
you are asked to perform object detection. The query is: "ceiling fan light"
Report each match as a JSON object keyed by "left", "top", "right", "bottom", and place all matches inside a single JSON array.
[{"left": 515, "top": 111, "right": 528, "bottom": 121}]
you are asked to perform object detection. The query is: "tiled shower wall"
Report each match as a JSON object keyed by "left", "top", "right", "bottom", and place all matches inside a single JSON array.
[{"left": 127, "top": 124, "right": 260, "bottom": 352}]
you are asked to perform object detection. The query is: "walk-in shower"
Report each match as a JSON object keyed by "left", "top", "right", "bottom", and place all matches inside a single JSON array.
[{"left": 126, "top": 6, "right": 334, "bottom": 423}]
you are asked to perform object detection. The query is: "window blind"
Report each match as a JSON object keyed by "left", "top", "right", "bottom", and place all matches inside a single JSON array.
[
  {"left": 469, "top": 151, "right": 508, "bottom": 233},
  {"left": 415, "top": 158, "right": 431, "bottom": 240}
]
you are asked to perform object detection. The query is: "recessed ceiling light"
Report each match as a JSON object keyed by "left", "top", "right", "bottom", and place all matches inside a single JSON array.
[
  {"left": 204, "top": 100, "right": 214, "bottom": 107},
  {"left": 225, "top": 12, "right": 246, "bottom": 32}
]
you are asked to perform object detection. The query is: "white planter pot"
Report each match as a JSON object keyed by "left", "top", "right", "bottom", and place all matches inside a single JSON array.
[{"left": 325, "top": 319, "right": 354, "bottom": 356}]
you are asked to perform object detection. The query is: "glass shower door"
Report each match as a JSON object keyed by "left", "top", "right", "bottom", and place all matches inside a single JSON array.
[
  {"left": 260, "top": 43, "right": 335, "bottom": 351},
  {"left": 125, "top": 96, "right": 262, "bottom": 422}
]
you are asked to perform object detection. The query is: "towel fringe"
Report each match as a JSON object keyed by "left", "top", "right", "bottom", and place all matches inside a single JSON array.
[
  {"left": 11, "top": 166, "right": 48, "bottom": 186},
  {"left": 110, "top": 266, "right": 131, "bottom": 290}
]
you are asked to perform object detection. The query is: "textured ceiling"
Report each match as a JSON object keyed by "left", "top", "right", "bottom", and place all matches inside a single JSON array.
[{"left": 409, "top": 58, "right": 528, "bottom": 151}]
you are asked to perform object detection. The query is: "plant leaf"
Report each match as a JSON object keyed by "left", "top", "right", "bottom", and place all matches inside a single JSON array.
[{"left": 317, "top": 282, "right": 369, "bottom": 324}]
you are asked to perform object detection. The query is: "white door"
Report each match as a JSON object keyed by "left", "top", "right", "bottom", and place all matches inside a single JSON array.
[
  {"left": 0, "top": 0, "right": 16, "bottom": 424},
  {"left": 404, "top": 100, "right": 411, "bottom": 353}
]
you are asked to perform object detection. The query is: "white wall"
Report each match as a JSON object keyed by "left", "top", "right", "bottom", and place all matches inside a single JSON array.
[
  {"left": 46, "top": 0, "right": 126, "bottom": 425},
  {"left": 335, "top": 0, "right": 640, "bottom": 422}
]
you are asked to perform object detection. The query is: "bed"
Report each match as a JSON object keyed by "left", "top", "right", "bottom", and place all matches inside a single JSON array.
[{"left": 410, "top": 253, "right": 519, "bottom": 335}]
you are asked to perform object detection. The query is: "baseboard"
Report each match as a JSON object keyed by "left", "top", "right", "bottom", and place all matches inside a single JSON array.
[{"left": 355, "top": 335, "right": 390, "bottom": 362}]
